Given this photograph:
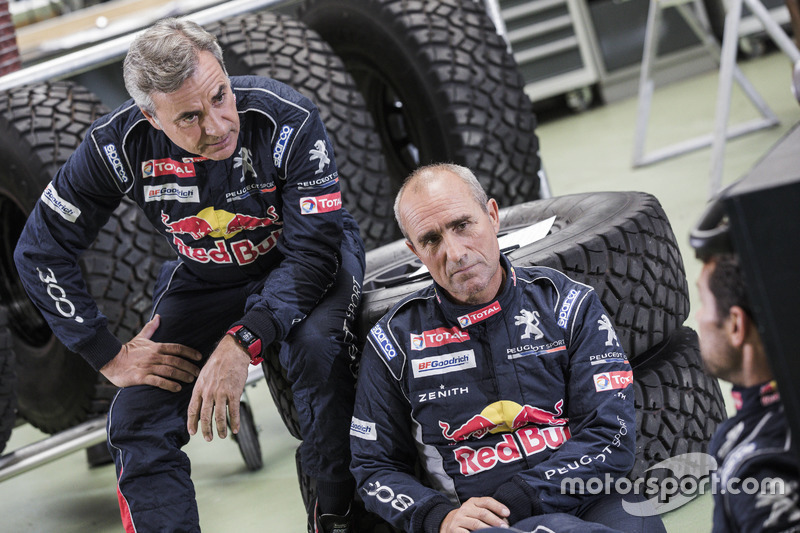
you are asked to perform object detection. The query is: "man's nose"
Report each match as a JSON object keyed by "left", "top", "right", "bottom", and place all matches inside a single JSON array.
[
  {"left": 203, "top": 109, "right": 227, "bottom": 137},
  {"left": 443, "top": 233, "right": 468, "bottom": 263}
]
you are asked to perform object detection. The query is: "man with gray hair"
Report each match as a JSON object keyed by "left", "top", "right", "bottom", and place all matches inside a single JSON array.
[
  {"left": 14, "top": 18, "right": 364, "bottom": 532},
  {"left": 350, "top": 164, "right": 665, "bottom": 532}
]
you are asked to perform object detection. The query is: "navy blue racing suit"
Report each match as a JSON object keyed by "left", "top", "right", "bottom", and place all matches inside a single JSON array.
[
  {"left": 710, "top": 381, "right": 800, "bottom": 533},
  {"left": 14, "top": 76, "right": 365, "bottom": 532},
  {"left": 350, "top": 256, "right": 642, "bottom": 532}
]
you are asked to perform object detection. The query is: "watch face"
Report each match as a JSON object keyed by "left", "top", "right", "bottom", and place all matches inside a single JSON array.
[{"left": 238, "top": 328, "right": 255, "bottom": 345}]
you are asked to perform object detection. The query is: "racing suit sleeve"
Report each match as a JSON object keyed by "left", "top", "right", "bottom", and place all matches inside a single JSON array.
[
  {"left": 13, "top": 138, "right": 127, "bottom": 370},
  {"left": 350, "top": 338, "right": 458, "bottom": 533},
  {"left": 232, "top": 106, "right": 344, "bottom": 349},
  {"left": 719, "top": 458, "right": 800, "bottom": 533},
  {"left": 492, "top": 290, "right": 636, "bottom": 522}
]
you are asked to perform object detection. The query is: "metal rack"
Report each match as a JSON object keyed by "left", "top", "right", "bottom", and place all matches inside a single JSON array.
[{"left": 498, "top": 0, "right": 600, "bottom": 109}]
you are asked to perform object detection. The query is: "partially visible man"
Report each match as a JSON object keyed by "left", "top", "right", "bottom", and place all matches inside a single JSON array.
[
  {"left": 14, "top": 18, "right": 363, "bottom": 533},
  {"left": 696, "top": 252, "right": 800, "bottom": 532},
  {"left": 349, "top": 163, "right": 665, "bottom": 532}
]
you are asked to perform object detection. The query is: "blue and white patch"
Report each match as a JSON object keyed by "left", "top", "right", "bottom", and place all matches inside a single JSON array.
[
  {"left": 557, "top": 289, "right": 581, "bottom": 328},
  {"left": 41, "top": 183, "right": 81, "bottom": 222},
  {"left": 350, "top": 417, "right": 377, "bottom": 441},
  {"left": 370, "top": 324, "right": 397, "bottom": 361},
  {"left": 273, "top": 125, "right": 294, "bottom": 169},
  {"left": 297, "top": 171, "right": 339, "bottom": 190},
  {"left": 144, "top": 183, "right": 199, "bottom": 203},
  {"left": 412, "top": 350, "right": 476, "bottom": 378},
  {"left": 589, "top": 352, "right": 628, "bottom": 366},
  {"left": 103, "top": 143, "right": 130, "bottom": 186}
]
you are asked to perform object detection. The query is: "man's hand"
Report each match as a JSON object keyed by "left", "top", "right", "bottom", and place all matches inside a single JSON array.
[
  {"left": 187, "top": 334, "right": 250, "bottom": 441},
  {"left": 100, "top": 314, "right": 202, "bottom": 391},
  {"left": 440, "top": 497, "right": 510, "bottom": 532}
]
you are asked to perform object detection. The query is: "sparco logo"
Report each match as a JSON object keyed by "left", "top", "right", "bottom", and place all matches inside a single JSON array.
[
  {"left": 273, "top": 125, "right": 294, "bottom": 168},
  {"left": 557, "top": 289, "right": 581, "bottom": 328},
  {"left": 458, "top": 301, "right": 502, "bottom": 328},
  {"left": 103, "top": 144, "right": 129, "bottom": 185},
  {"left": 370, "top": 324, "right": 397, "bottom": 361}
]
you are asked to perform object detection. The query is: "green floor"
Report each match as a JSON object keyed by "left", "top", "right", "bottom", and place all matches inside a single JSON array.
[{"left": 2, "top": 49, "right": 798, "bottom": 532}]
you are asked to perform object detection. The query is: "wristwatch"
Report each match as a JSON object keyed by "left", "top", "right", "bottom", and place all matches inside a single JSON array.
[{"left": 227, "top": 325, "right": 263, "bottom": 365}]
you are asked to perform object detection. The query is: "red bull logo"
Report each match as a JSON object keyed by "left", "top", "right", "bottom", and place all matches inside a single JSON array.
[
  {"left": 593, "top": 370, "right": 633, "bottom": 392},
  {"left": 161, "top": 206, "right": 280, "bottom": 241},
  {"left": 439, "top": 399, "right": 568, "bottom": 442},
  {"left": 171, "top": 229, "right": 282, "bottom": 266},
  {"left": 410, "top": 327, "right": 469, "bottom": 351},
  {"left": 300, "top": 192, "right": 342, "bottom": 215},
  {"left": 142, "top": 158, "right": 196, "bottom": 178},
  {"left": 457, "top": 301, "right": 502, "bottom": 328},
  {"left": 453, "top": 426, "right": 571, "bottom": 476}
]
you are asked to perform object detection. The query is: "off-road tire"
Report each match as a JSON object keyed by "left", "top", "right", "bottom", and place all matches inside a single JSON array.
[
  {"left": 300, "top": 0, "right": 541, "bottom": 212},
  {"left": 0, "top": 305, "right": 16, "bottom": 453},
  {"left": 0, "top": 81, "right": 172, "bottom": 433},
  {"left": 360, "top": 191, "right": 690, "bottom": 359},
  {"left": 231, "top": 401, "right": 263, "bottom": 472},
  {"left": 630, "top": 326, "right": 727, "bottom": 485},
  {"left": 205, "top": 11, "right": 393, "bottom": 249}
]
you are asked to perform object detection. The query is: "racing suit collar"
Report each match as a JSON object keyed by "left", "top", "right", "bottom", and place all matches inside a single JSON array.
[
  {"left": 433, "top": 254, "right": 516, "bottom": 329},
  {"left": 730, "top": 380, "right": 781, "bottom": 412}
]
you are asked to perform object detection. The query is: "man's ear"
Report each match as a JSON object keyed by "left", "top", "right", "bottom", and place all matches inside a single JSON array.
[
  {"left": 405, "top": 240, "right": 419, "bottom": 259},
  {"left": 727, "top": 306, "right": 749, "bottom": 348},
  {"left": 141, "top": 108, "right": 162, "bottom": 131},
  {"left": 487, "top": 198, "right": 500, "bottom": 233}
]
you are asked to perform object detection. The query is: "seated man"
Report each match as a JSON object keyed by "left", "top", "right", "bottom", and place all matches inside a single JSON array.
[
  {"left": 350, "top": 163, "right": 665, "bottom": 532},
  {"left": 695, "top": 251, "right": 800, "bottom": 532}
]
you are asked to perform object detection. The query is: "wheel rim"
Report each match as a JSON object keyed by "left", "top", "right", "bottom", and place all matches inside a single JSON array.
[{"left": 0, "top": 192, "right": 50, "bottom": 347}]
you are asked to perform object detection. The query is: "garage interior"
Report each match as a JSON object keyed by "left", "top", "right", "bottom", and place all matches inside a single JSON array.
[{"left": 1, "top": 0, "right": 799, "bottom": 531}]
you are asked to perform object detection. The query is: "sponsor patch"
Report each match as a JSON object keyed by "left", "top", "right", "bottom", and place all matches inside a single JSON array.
[
  {"left": 350, "top": 417, "right": 377, "bottom": 441},
  {"left": 41, "top": 183, "right": 81, "bottom": 222},
  {"left": 370, "top": 324, "right": 397, "bottom": 361},
  {"left": 412, "top": 350, "right": 476, "bottom": 378},
  {"left": 458, "top": 301, "right": 502, "bottom": 328},
  {"left": 589, "top": 352, "right": 629, "bottom": 366},
  {"left": 103, "top": 143, "right": 130, "bottom": 186},
  {"left": 225, "top": 182, "right": 277, "bottom": 203},
  {"left": 410, "top": 326, "right": 469, "bottom": 351},
  {"left": 273, "top": 125, "right": 294, "bottom": 168},
  {"left": 308, "top": 139, "right": 330, "bottom": 174},
  {"left": 506, "top": 339, "right": 566, "bottom": 360},
  {"left": 557, "top": 289, "right": 581, "bottom": 328},
  {"left": 142, "top": 158, "right": 196, "bottom": 178},
  {"left": 298, "top": 172, "right": 339, "bottom": 190},
  {"left": 144, "top": 184, "right": 199, "bottom": 203},
  {"left": 300, "top": 192, "right": 342, "bottom": 215},
  {"left": 171, "top": 228, "right": 282, "bottom": 265},
  {"left": 593, "top": 370, "right": 634, "bottom": 392}
]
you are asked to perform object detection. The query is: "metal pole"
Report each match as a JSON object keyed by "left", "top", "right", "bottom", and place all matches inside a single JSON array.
[
  {"left": 0, "top": 417, "right": 107, "bottom": 482},
  {"left": 0, "top": 0, "right": 288, "bottom": 93}
]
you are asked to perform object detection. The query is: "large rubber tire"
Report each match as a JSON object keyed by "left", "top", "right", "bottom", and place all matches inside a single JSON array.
[
  {"left": 360, "top": 191, "right": 690, "bottom": 359},
  {"left": 231, "top": 401, "right": 263, "bottom": 472},
  {"left": 260, "top": 347, "right": 303, "bottom": 441},
  {"left": 204, "top": 11, "right": 393, "bottom": 250},
  {"left": 630, "top": 326, "right": 727, "bottom": 486},
  {"left": 0, "top": 81, "right": 173, "bottom": 433},
  {"left": 299, "top": 0, "right": 541, "bottom": 210},
  {"left": 0, "top": 306, "right": 16, "bottom": 453}
]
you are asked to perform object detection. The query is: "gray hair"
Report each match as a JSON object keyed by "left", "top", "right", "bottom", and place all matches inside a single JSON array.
[
  {"left": 123, "top": 18, "right": 226, "bottom": 115},
  {"left": 394, "top": 163, "right": 489, "bottom": 238}
]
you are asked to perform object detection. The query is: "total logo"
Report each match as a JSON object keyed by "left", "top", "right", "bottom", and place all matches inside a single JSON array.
[
  {"left": 457, "top": 301, "right": 502, "bottom": 328},
  {"left": 142, "top": 158, "right": 196, "bottom": 178},
  {"left": 300, "top": 192, "right": 342, "bottom": 215},
  {"left": 593, "top": 370, "right": 633, "bottom": 392},
  {"left": 161, "top": 206, "right": 280, "bottom": 240},
  {"left": 410, "top": 326, "right": 469, "bottom": 351}
]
